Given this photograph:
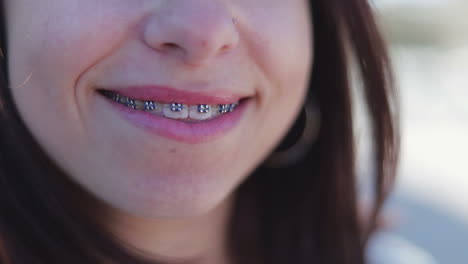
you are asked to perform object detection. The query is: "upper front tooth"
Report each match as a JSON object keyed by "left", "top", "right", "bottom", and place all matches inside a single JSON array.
[
  {"left": 198, "top": 104, "right": 210, "bottom": 113},
  {"left": 170, "top": 103, "right": 183, "bottom": 112},
  {"left": 144, "top": 101, "right": 156, "bottom": 111},
  {"left": 163, "top": 103, "right": 188, "bottom": 119},
  {"left": 189, "top": 105, "right": 213, "bottom": 120}
]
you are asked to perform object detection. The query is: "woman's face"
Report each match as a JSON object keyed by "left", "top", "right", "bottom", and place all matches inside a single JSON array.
[{"left": 5, "top": 0, "right": 312, "bottom": 217}]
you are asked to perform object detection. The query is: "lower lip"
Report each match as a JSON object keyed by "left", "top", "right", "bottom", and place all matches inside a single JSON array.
[{"left": 102, "top": 95, "right": 249, "bottom": 144}]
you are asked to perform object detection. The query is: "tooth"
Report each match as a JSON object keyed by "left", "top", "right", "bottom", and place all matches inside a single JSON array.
[
  {"left": 125, "top": 98, "right": 137, "bottom": 109},
  {"left": 118, "top": 96, "right": 128, "bottom": 104},
  {"left": 229, "top": 103, "right": 238, "bottom": 112},
  {"left": 104, "top": 91, "right": 240, "bottom": 120},
  {"left": 189, "top": 105, "right": 213, "bottom": 120},
  {"left": 134, "top": 99, "right": 145, "bottom": 110},
  {"left": 141, "top": 100, "right": 163, "bottom": 115},
  {"left": 198, "top": 104, "right": 211, "bottom": 113},
  {"left": 163, "top": 103, "right": 188, "bottom": 119},
  {"left": 218, "top": 104, "right": 230, "bottom": 114},
  {"left": 170, "top": 103, "right": 183, "bottom": 112},
  {"left": 144, "top": 101, "right": 156, "bottom": 111}
]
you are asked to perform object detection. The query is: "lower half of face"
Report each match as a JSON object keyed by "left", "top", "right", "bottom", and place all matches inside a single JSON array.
[{"left": 6, "top": 0, "right": 312, "bottom": 218}]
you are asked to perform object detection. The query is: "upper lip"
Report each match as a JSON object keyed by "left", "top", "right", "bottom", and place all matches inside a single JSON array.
[{"left": 99, "top": 85, "right": 248, "bottom": 105}]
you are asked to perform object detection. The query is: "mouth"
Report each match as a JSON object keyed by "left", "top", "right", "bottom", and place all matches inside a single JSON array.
[
  {"left": 98, "top": 89, "right": 243, "bottom": 123},
  {"left": 97, "top": 87, "right": 252, "bottom": 143}
]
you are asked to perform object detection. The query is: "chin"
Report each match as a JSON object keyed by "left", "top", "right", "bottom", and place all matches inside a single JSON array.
[{"left": 101, "top": 169, "right": 239, "bottom": 219}]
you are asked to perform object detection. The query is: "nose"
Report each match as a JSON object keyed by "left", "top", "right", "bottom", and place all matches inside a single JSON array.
[{"left": 142, "top": 0, "right": 240, "bottom": 66}]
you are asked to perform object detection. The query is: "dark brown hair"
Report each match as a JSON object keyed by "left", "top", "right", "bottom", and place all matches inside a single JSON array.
[{"left": 0, "top": 0, "right": 398, "bottom": 263}]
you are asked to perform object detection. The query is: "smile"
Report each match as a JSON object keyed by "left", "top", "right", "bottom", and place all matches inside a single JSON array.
[
  {"left": 98, "top": 88, "right": 250, "bottom": 143},
  {"left": 99, "top": 90, "right": 239, "bottom": 122}
]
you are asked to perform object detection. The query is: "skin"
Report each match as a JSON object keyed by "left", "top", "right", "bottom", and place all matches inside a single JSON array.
[{"left": 5, "top": 0, "right": 313, "bottom": 262}]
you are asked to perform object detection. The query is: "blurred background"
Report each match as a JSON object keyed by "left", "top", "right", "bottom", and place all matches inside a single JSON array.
[{"left": 363, "top": 0, "right": 468, "bottom": 263}]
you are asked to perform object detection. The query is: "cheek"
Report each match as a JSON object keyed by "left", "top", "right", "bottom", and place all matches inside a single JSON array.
[
  {"left": 6, "top": 0, "right": 143, "bottom": 146},
  {"left": 7, "top": 1, "right": 141, "bottom": 93},
  {"left": 5, "top": 1, "right": 149, "bottom": 186},
  {"left": 243, "top": 2, "right": 313, "bottom": 154},
  {"left": 246, "top": 2, "right": 313, "bottom": 98}
]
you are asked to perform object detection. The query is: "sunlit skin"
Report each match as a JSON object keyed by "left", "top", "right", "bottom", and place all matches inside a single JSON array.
[{"left": 5, "top": 0, "right": 313, "bottom": 262}]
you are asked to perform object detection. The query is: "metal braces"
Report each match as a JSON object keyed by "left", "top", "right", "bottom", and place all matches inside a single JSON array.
[
  {"left": 170, "top": 103, "right": 183, "bottom": 112},
  {"left": 198, "top": 104, "right": 210, "bottom": 113}
]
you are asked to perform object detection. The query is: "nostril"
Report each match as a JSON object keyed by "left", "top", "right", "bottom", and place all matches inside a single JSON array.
[
  {"left": 161, "top": 42, "right": 180, "bottom": 51},
  {"left": 220, "top": 44, "right": 233, "bottom": 53}
]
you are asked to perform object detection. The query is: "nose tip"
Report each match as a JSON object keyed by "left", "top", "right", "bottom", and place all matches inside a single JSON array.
[{"left": 142, "top": 3, "right": 239, "bottom": 66}]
